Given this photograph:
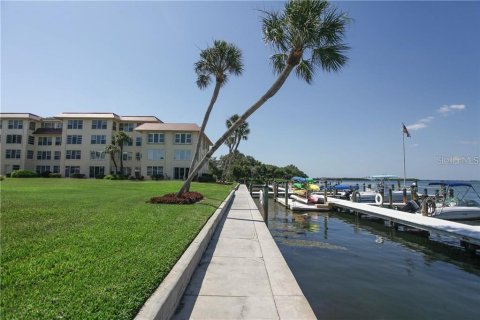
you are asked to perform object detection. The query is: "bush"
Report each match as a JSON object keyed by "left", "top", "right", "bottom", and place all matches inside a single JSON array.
[
  {"left": 151, "top": 174, "right": 164, "bottom": 181},
  {"left": 0, "top": 175, "right": 4, "bottom": 181},
  {"left": 198, "top": 173, "right": 216, "bottom": 183},
  {"left": 95, "top": 174, "right": 105, "bottom": 179},
  {"left": 49, "top": 173, "right": 62, "bottom": 178},
  {"left": 148, "top": 192, "right": 204, "bottom": 204},
  {"left": 139, "top": 176, "right": 144, "bottom": 181},
  {"left": 128, "top": 176, "right": 136, "bottom": 181},
  {"left": 104, "top": 174, "right": 116, "bottom": 180},
  {"left": 71, "top": 173, "right": 85, "bottom": 179},
  {"left": 40, "top": 171, "right": 52, "bottom": 178},
  {"left": 10, "top": 170, "right": 38, "bottom": 178}
]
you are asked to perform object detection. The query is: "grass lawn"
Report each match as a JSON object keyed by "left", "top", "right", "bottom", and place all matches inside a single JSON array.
[{"left": 0, "top": 179, "right": 232, "bottom": 319}]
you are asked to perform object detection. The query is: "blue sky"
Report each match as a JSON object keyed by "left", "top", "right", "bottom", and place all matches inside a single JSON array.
[{"left": 2, "top": 1, "right": 479, "bottom": 180}]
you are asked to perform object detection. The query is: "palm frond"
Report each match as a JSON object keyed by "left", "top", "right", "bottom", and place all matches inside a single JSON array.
[
  {"left": 295, "top": 58, "right": 314, "bottom": 84},
  {"left": 196, "top": 74, "right": 211, "bottom": 89},
  {"left": 312, "top": 44, "right": 349, "bottom": 72},
  {"left": 270, "top": 53, "right": 288, "bottom": 75}
]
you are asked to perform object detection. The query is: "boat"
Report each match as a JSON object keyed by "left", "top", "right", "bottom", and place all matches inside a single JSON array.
[
  {"left": 349, "top": 174, "right": 411, "bottom": 203},
  {"left": 291, "top": 177, "right": 320, "bottom": 192},
  {"left": 421, "top": 182, "right": 480, "bottom": 221}
]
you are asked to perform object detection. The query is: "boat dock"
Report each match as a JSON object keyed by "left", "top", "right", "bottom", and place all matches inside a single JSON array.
[{"left": 268, "top": 192, "right": 480, "bottom": 251}]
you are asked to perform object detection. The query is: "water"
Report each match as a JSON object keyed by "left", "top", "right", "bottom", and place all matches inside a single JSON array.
[{"left": 255, "top": 187, "right": 480, "bottom": 319}]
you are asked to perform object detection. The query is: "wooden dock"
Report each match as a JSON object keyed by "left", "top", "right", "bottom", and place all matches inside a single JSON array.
[{"left": 276, "top": 197, "right": 331, "bottom": 211}]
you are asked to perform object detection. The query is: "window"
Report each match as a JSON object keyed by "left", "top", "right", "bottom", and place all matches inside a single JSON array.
[
  {"left": 113, "top": 122, "right": 117, "bottom": 131},
  {"left": 174, "top": 150, "right": 192, "bottom": 161},
  {"left": 6, "top": 135, "right": 22, "bottom": 144},
  {"left": 54, "top": 151, "right": 61, "bottom": 160},
  {"left": 67, "top": 120, "right": 83, "bottom": 129},
  {"left": 64, "top": 166, "right": 80, "bottom": 177},
  {"left": 135, "top": 152, "right": 142, "bottom": 161},
  {"left": 27, "top": 150, "right": 34, "bottom": 159},
  {"left": 91, "top": 135, "right": 106, "bottom": 145},
  {"left": 53, "top": 166, "right": 60, "bottom": 173},
  {"left": 36, "top": 166, "right": 51, "bottom": 174},
  {"left": 89, "top": 166, "right": 105, "bottom": 178},
  {"left": 66, "top": 150, "right": 81, "bottom": 160},
  {"left": 38, "top": 137, "right": 52, "bottom": 145},
  {"left": 119, "top": 122, "right": 134, "bottom": 132},
  {"left": 5, "top": 149, "right": 21, "bottom": 159},
  {"left": 174, "top": 133, "right": 192, "bottom": 144},
  {"left": 90, "top": 151, "right": 106, "bottom": 160},
  {"left": 136, "top": 137, "right": 142, "bottom": 146},
  {"left": 92, "top": 120, "right": 107, "bottom": 129},
  {"left": 122, "top": 152, "right": 133, "bottom": 161},
  {"left": 147, "top": 133, "right": 164, "bottom": 144},
  {"left": 174, "top": 167, "right": 190, "bottom": 180},
  {"left": 147, "top": 149, "right": 165, "bottom": 160},
  {"left": 29, "top": 122, "right": 36, "bottom": 130},
  {"left": 41, "top": 122, "right": 54, "bottom": 128},
  {"left": 37, "top": 151, "right": 51, "bottom": 160},
  {"left": 28, "top": 136, "right": 35, "bottom": 145},
  {"left": 66, "top": 135, "right": 82, "bottom": 144},
  {"left": 8, "top": 120, "right": 23, "bottom": 129},
  {"left": 55, "top": 137, "right": 62, "bottom": 146},
  {"left": 147, "top": 166, "right": 163, "bottom": 176}
]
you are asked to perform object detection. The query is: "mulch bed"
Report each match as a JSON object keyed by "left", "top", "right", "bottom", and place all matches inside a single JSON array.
[{"left": 148, "top": 192, "right": 204, "bottom": 204}]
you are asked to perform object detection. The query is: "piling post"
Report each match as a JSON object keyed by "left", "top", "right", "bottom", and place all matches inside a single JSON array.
[
  {"left": 248, "top": 182, "right": 252, "bottom": 195},
  {"left": 368, "top": 184, "right": 372, "bottom": 190},
  {"left": 363, "top": 183, "right": 366, "bottom": 192},
  {"left": 273, "top": 182, "right": 278, "bottom": 201},
  {"left": 389, "top": 187, "right": 393, "bottom": 208},
  {"left": 262, "top": 184, "right": 269, "bottom": 225},
  {"left": 424, "top": 188, "right": 428, "bottom": 199},
  {"left": 324, "top": 181, "right": 328, "bottom": 204},
  {"left": 397, "top": 180, "right": 401, "bottom": 189},
  {"left": 380, "top": 186, "right": 385, "bottom": 207},
  {"left": 402, "top": 188, "right": 407, "bottom": 204},
  {"left": 412, "top": 185, "right": 417, "bottom": 202},
  {"left": 284, "top": 181, "right": 289, "bottom": 207}
]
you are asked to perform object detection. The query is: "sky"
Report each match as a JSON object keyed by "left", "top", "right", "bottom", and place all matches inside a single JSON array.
[{"left": 2, "top": 0, "right": 479, "bottom": 180}]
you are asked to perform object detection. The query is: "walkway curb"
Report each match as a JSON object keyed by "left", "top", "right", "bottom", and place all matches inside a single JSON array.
[{"left": 135, "top": 187, "right": 237, "bottom": 320}]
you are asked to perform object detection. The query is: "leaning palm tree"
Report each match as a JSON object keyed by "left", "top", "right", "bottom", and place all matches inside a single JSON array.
[
  {"left": 105, "top": 144, "right": 120, "bottom": 174},
  {"left": 177, "top": 0, "right": 349, "bottom": 196},
  {"left": 222, "top": 114, "right": 250, "bottom": 181},
  {"left": 113, "top": 131, "right": 133, "bottom": 175},
  {"left": 184, "top": 40, "right": 243, "bottom": 191}
]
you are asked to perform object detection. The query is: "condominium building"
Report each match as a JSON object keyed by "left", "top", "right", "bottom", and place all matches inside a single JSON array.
[{"left": 0, "top": 112, "right": 211, "bottom": 179}]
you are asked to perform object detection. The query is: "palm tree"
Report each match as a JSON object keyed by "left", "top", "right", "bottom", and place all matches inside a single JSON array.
[
  {"left": 177, "top": 0, "right": 350, "bottom": 196},
  {"left": 105, "top": 144, "right": 120, "bottom": 174},
  {"left": 183, "top": 40, "right": 243, "bottom": 192},
  {"left": 222, "top": 114, "right": 250, "bottom": 181},
  {"left": 113, "top": 131, "right": 133, "bottom": 175}
]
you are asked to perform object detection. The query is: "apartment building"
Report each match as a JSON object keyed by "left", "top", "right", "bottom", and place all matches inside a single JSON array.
[{"left": 0, "top": 112, "right": 211, "bottom": 179}]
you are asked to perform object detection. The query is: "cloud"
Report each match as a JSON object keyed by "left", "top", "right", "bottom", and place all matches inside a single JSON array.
[
  {"left": 459, "top": 140, "right": 480, "bottom": 145},
  {"left": 406, "top": 116, "right": 434, "bottom": 131},
  {"left": 437, "top": 104, "right": 466, "bottom": 116}
]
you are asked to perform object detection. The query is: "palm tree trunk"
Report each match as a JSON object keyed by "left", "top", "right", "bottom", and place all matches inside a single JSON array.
[
  {"left": 176, "top": 64, "right": 295, "bottom": 196},
  {"left": 111, "top": 153, "right": 118, "bottom": 174},
  {"left": 185, "top": 81, "right": 222, "bottom": 192},
  {"left": 223, "top": 137, "right": 241, "bottom": 181},
  {"left": 119, "top": 145, "right": 124, "bottom": 175}
]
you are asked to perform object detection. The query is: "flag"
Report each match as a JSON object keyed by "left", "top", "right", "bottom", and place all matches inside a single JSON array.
[{"left": 402, "top": 123, "right": 411, "bottom": 137}]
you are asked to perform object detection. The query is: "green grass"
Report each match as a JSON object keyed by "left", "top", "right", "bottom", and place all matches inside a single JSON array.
[{"left": 0, "top": 179, "right": 232, "bottom": 319}]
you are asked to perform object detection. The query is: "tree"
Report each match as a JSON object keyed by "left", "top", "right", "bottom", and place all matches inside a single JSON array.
[
  {"left": 222, "top": 114, "right": 250, "bottom": 181},
  {"left": 105, "top": 144, "right": 120, "bottom": 174},
  {"left": 177, "top": 0, "right": 349, "bottom": 196},
  {"left": 113, "top": 131, "right": 133, "bottom": 175},
  {"left": 184, "top": 40, "right": 243, "bottom": 192}
]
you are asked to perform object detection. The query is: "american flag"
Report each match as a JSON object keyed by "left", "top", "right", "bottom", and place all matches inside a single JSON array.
[{"left": 402, "top": 123, "right": 411, "bottom": 137}]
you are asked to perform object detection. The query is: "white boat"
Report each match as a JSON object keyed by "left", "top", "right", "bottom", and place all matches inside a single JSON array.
[
  {"left": 349, "top": 175, "right": 412, "bottom": 203},
  {"left": 423, "top": 182, "right": 480, "bottom": 221}
]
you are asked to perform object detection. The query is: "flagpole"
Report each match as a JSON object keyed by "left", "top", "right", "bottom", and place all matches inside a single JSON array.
[{"left": 403, "top": 130, "right": 406, "bottom": 188}]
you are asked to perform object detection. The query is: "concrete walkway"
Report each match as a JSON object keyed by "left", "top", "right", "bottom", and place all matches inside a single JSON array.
[{"left": 173, "top": 185, "right": 316, "bottom": 319}]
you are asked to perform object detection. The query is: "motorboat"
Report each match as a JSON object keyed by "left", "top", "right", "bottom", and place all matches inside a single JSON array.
[
  {"left": 422, "top": 182, "right": 480, "bottom": 221},
  {"left": 349, "top": 174, "right": 411, "bottom": 203}
]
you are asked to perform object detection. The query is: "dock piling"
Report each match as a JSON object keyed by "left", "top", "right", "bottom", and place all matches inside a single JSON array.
[
  {"left": 388, "top": 188, "right": 393, "bottom": 208},
  {"left": 284, "top": 181, "right": 289, "bottom": 207},
  {"left": 402, "top": 188, "right": 407, "bottom": 204},
  {"left": 324, "top": 181, "right": 328, "bottom": 204},
  {"left": 262, "top": 185, "right": 269, "bottom": 225}
]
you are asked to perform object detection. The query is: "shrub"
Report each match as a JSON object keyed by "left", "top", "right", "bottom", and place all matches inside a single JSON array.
[
  {"left": 49, "top": 173, "right": 62, "bottom": 178},
  {"left": 71, "top": 173, "right": 85, "bottom": 179},
  {"left": 10, "top": 170, "right": 38, "bottom": 178},
  {"left": 40, "top": 171, "right": 52, "bottom": 178},
  {"left": 198, "top": 173, "right": 216, "bottom": 183},
  {"left": 0, "top": 175, "right": 4, "bottom": 181},
  {"left": 151, "top": 174, "right": 164, "bottom": 181},
  {"left": 148, "top": 192, "right": 204, "bottom": 204},
  {"left": 139, "top": 176, "right": 144, "bottom": 181},
  {"left": 95, "top": 174, "right": 105, "bottom": 179},
  {"left": 128, "top": 176, "right": 136, "bottom": 181},
  {"left": 104, "top": 175, "right": 115, "bottom": 180},
  {"left": 6, "top": 173, "right": 11, "bottom": 178}
]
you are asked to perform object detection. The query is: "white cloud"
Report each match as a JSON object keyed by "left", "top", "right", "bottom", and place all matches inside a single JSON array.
[
  {"left": 406, "top": 115, "right": 434, "bottom": 131},
  {"left": 437, "top": 104, "right": 466, "bottom": 115}
]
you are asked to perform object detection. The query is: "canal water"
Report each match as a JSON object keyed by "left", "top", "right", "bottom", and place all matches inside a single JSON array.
[{"left": 254, "top": 199, "right": 480, "bottom": 319}]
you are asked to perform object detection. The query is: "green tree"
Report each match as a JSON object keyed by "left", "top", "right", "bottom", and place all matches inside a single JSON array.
[
  {"left": 178, "top": 0, "right": 349, "bottom": 196},
  {"left": 222, "top": 114, "right": 250, "bottom": 181},
  {"left": 104, "top": 144, "right": 120, "bottom": 174},
  {"left": 113, "top": 131, "right": 133, "bottom": 176},
  {"left": 182, "top": 40, "right": 243, "bottom": 193}
]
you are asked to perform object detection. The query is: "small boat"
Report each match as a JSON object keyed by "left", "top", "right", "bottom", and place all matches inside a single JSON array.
[
  {"left": 349, "top": 174, "right": 411, "bottom": 203},
  {"left": 422, "top": 182, "right": 480, "bottom": 221}
]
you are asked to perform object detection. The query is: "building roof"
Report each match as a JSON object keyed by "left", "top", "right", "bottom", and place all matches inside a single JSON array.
[
  {"left": 54, "top": 112, "right": 120, "bottom": 119},
  {"left": 0, "top": 113, "right": 42, "bottom": 120},
  {"left": 120, "top": 116, "right": 162, "bottom": 123},
  {"left": 32, "top": 128, "right": 63, "bottom": 135},
  {"left": 135, "top": 123, "right": 212, "bottom": 145}
]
